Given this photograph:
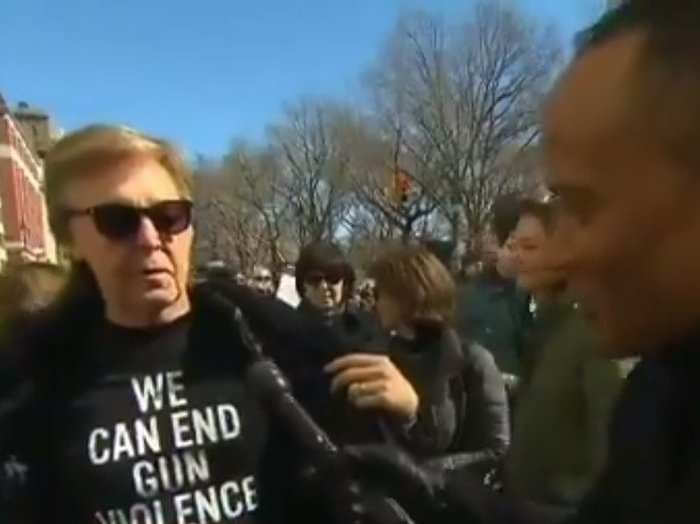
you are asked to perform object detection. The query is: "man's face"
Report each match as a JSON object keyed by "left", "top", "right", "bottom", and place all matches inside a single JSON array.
[
  {"left": 64, "top": 157, "right": 193, "bottom": 323},
  {"left": 480, "top": 230, "right": 499, "bottom": 269},
  {"left": 543, "top": 30, "right": 700, "bottom": 356},
  {"left": 303, "top": 271, "right": 344, "bottom": 312},
  {"left": 496, "top": 236, "right": 518, "bottom": 279},
  {"left": 251, "top": 267, "right": 275, "bottom": 296},
  {"left": 512, "top": 215, "right": 549, "bottom": 292}
]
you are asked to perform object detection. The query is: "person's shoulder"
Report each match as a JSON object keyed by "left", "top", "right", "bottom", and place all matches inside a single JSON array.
[
  {"left": 434, "top": 328, "right": 467, "bottom": 369},
  {"left": 2, "top": 296, "right": 96, "bottom": 387},
  {"left": 192, "top": 281, "right": 340, "bottom": 364},
  {"left": 460, "top": 339, "right": 493, "bottom": 360},
  {"left": 0, "top": 322, "right": 56, "bottom": 431},
  {"left": 343, "top": 308, "right": 380, "bottom": 333},
  {"left": 458, "top": 337, "right": 500, "bottom": 373},
  {"left": 193, "top": 281, "right": 299, "bottom": 330}
]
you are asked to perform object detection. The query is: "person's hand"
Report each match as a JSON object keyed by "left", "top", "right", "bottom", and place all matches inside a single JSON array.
[{"left": 325, "top": 354, "right": 419, "bottom": 422}]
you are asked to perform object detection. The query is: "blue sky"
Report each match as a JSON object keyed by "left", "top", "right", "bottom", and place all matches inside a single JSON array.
[{"left": 1, "top": 0, "right": 604, "bottom": 158}]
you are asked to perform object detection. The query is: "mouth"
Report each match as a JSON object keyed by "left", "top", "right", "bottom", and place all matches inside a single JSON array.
[{"left": 141, "top": 268, "right": 172, "bottom": 278}]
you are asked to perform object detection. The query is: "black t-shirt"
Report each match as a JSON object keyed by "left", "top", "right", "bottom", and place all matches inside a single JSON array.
[{"left": 10, "top": 314, "right": 279, "bottom": 524}]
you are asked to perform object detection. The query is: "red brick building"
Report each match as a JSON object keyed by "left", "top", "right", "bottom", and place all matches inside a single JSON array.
[{"left": 0, "top": 94, "right": 56, "bottom": 264}]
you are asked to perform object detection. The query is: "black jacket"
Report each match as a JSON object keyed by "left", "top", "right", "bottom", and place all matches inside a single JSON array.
[
  {"left": 426, "top": 328, "right": 700, "bottom": 524},
  {"left": 0, "top": 282, "right": 309, "bottom": 524},
  {"left": 293, "top": 300, "right": 391, "bottom": 445},
  {"left": 387, "top": 326, "right": 464, "bottom": 457},
  {"left": 431, "top": 339, "right": 510, "bottom": 474}
]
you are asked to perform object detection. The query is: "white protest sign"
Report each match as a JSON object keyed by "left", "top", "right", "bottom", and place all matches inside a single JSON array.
[{"left": 276, "top": 274, "right": 301, "bottom": 307}]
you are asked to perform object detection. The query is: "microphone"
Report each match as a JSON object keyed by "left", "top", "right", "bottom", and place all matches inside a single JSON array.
[
  {"left": 246, "top": 359, "right": 339, "bottom": 456},
  {"left": 218, "top": 294, "right": 417, "bottom": 524},
  {"left": 232, "top": 305, "right": 339, "bottom": 457}
]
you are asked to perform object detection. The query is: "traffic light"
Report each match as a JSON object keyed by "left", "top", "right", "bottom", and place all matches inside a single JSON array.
[{"left": 393, "top": 167, "right": 412, "bottom": 205}]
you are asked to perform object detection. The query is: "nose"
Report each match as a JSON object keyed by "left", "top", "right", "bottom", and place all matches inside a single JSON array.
[
  {"left": 133, "top": 216, "right": 162, "bottom": 248},
  {"left": 512, "top": 254, "right": 522, "bottom": 273}
]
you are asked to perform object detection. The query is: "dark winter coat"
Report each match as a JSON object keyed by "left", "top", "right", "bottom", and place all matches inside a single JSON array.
[
  {"left": 455, "top": 272, "right": 531, "bottom": 376},
  {"left": 417, "top": 328, "right": 700, "bottom": 524},
  {"left": 506, "top": 299, "right": 629, "bottom": 507},
  {"left": 0, "top": 282, "right": 307, "bottom": 524},
  {"left": 429, "top": 339, "right": 510, "bottom": 474}
]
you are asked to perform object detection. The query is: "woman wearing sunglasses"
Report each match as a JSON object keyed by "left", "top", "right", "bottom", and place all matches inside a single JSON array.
[
  {"left": 289, "top": 242, "right": 424, "bottom": 449},
  {"left": 0, "top": 125, "right": 339, "bottom": 524}
]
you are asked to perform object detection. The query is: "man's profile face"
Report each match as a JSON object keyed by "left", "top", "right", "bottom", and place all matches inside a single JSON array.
[
  {"left": 63, "top": 157, "right": 193, "bottom": 321},
  {"left": 512, "top": 215, "right": 548, "bottom": 292},
  {"left": 544, "top": 29, "right": 700, "bottom": 356},
  {"left": 496, "top": 236, "right": 517, "bottom": 279}
]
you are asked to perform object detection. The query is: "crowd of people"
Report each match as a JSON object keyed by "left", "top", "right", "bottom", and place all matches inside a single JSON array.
[
  {"left": 199, "top": 258, "right": 378, "bottom": 314},
  {"left": 0, "top": 1, "right": 698, "bottom": 523}
]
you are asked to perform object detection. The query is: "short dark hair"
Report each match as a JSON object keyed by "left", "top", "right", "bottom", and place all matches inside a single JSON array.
[
  {"left": 577, "top": 1, "right": 700, "bottom": 173},
  {"left": 577, "top": 1, "right": 699, "bottom": 55},
  {"left": 491, "top": 194, "right": 523, "bottom": 245},
  {"left": 518, "top": 198, "right": 554, "bottom": 233},
  {"left": 295, "top": 242, "right": 355, "bottom": 299}
]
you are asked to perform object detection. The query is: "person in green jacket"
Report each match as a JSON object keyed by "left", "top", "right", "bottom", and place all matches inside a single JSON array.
[
  {"left": 455, "top": 195, "right": 531, "bottom": 379},
  {"left": 505, "top": 199, "right": 634, "bottom": 508}
]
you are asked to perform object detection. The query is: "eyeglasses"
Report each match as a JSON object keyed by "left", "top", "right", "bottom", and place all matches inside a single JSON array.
[
  {"left": 306, "top": 272, "right": 343, "bottom": 286},
  {"left": 62, "top": 200, "right": 193, "bottom": 241}
]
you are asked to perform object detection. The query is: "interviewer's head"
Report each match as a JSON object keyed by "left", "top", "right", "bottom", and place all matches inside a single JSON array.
[{"left": 544, "top": 0, "right": 700, "bottom": 355}]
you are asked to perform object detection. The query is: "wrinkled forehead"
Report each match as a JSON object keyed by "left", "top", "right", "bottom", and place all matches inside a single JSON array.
[{"left": 61, "top": 156, "right": 182, "bottom": 209}]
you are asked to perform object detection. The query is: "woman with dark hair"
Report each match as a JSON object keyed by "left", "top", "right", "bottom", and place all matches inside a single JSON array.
[{"left": 327, "top": 245, "right": 509, "bottom": 461}]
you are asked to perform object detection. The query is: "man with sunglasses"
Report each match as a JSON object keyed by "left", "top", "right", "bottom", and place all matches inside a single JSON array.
[
  {"left": 293, "top": 242, "right": 386, "bottom": 441},
  {"left": 290, "top": 244, "right": 424, "bottom": 445},
  {"left": 0, "top": 125, "right": 385, "bottom": 524}
]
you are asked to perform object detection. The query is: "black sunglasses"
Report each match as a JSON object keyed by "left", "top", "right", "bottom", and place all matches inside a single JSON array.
[
  {"left": 62, "top": 199, "right": 193, "bottom": 240},
  {"left": 306, "top": 272, "right": 343, "bottom": 286}
]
